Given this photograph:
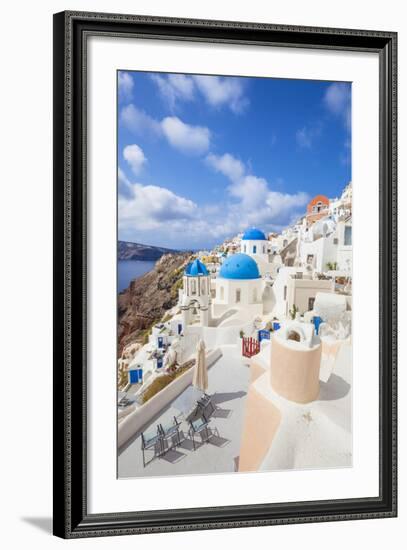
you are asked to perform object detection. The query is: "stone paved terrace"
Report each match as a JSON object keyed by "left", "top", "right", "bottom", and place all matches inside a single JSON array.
[{"left": 118, "top": 345, "right": 250, "bottom": 478}]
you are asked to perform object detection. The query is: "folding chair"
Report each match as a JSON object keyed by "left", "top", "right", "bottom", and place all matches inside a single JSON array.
[{"left": 140, "top": 427, "right": 163, "bottom": 467}]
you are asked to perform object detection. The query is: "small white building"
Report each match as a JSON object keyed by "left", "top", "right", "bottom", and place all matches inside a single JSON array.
[
  {"left": 286, "top": 273, "right": 335, "bottom": 316},
  {"left": 296, "top": 214, "right": 352, "bottom": 274},
  {"left": 270, "top": 266, "right": 334, "bottom": 318}
]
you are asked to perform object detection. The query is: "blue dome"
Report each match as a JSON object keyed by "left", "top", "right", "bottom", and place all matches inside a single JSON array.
[
  {"left": 184, "top": 258, "right": 209, "bottom": 277},
  {"left": 242, "top": 227, "right": 266, "bottom": 241},
  {"left": 219, "top": 253, "right": 260, "bottom": 280}
]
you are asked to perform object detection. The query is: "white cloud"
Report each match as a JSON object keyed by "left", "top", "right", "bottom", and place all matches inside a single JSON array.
[
  {"left": 150, "top": 73, "right": 249, "bottom": 113},
  {"left": 228, "top": 175, "right": 268, "bottom": 206},
  {"left": 118, "top": 72, "right": 134, "bottom": 99},
  {"left": 161, "top": 116, "right": 211, "bottom": 155},
  {"left": 324, "top": 83, "right": 349, "bottom": 114},
  {"left": 205, "top": 152, "right": 309, "bottom": 234},
  {"left": 118, "top": 158, "right": 309, "bottom": 246},
  {"left": 120, "top": 105, "right": 211, "bottom": 156},
  {"left": 123, "top": 144, "right": 147, "bottom": 175},
  {"left": 119, "top": 180, "right": 197, "bottom": 233},
  {"left": 150, "top": 74, "right": 195, "bottom": 110},
  {"left": 206, "top": 153, "right": 245, "bottom": 182},
  {"left": 192, "top": 75, "right": 249, "bottom": 113},
  {"left": 120, "top": 104, "right": 162, "bottom": 137},
  {"left": 324, "top": 83, "right": 351, "bottom": 130}
]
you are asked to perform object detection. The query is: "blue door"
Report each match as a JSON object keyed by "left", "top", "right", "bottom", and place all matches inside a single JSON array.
[
  {"left": 273, "top": 322, "right": 281, "bottom": 331},
  {"left": 178, "top": 323, "right": 182, "bottom": 335},
  {"left": 157, "top": 337, "right": 163, "bottom": 348},
  {"left": 157, "top": 357, "right": 163, "bottom": 369},
  {"left": 129, "top": 368, "right": 143, "bottom": 384},
  {"left": 129, "top": 370, "right": 139, "bottom": 384}
]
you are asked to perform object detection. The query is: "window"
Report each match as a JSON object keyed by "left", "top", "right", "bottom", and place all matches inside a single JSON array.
[
  {"left": 307, "top": 254, "right": 314, "bottom": 265},
  {"left": 201, "top": 280, "right": 205, "bottom": 293},
  {"left": 244, "top": 245, "right": 246, "bottom": 253},
  {"left": 253, "top": 245, "right": 257, "bottom": 254},
  {"left": 296, "top": 272, "right": 303, "bottom": 279},
  {"left": 263, "top": 245, "right": 266, "bottom": 254},
  {"left": 191, "top": 279, "right": 196, "bottom": 295},
  {"left": 344, "top": 225, "right": 352, "bottom": 246},
  {"left": 333, "top": 237, "right": 338, "bottom": 245},
  {"left": 283, "top": 239, "right": 288, "bottom": 247},
  {"left": 308, "top": 297, "right": 315, "bottom": 311},
  {"left": 283, "top": 286, "right": 287, "bottom": 300},
  {"left": 236, "top": 289, "right": 241, "bottom": 303}
]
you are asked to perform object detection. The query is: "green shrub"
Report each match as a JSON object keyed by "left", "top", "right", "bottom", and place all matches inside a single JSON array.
[
  {"left": 141, "top": 375, "right": 174, "bottom": 403},
  {"left": 173, "top": 361, "right": 194, "bottom": 379},
  {"left": 140, "top": 361, "right": 195, "bottom": 403}
]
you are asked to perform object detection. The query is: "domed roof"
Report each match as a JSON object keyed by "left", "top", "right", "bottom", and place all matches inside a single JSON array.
[
  {"left": 184, "top": 258, "right": 209, "bottom": 277},
  {"left": 306, "top": 194, "right": 329, "bottom": 214},
  {"left": 242, "top": 227, "right": 266, "bottom": 241},
  {"left": 219, "top": 253, "right": 261, "bottom": 280}
]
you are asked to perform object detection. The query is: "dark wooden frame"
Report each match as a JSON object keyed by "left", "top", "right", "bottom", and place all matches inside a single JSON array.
[{"left": 53, "top": 10, "right": 397, "bottom": 539}]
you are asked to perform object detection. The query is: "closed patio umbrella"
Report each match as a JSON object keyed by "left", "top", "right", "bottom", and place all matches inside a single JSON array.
[{"left": 193, "top": 339, "right": 208, "bottom": 393}]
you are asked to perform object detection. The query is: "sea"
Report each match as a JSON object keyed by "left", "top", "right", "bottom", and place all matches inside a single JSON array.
[{"left": 118, "top": 260, "right": 156, "bottom": 293}]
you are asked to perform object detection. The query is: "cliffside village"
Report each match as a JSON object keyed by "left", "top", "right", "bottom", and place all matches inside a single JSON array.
[{"left": 118, "top": 182, "right": 353, "bottom": 476}]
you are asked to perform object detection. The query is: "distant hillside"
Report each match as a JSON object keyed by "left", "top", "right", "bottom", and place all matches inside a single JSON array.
[{"left": 118, "top": 240, "right": 179, "bottom": 261}]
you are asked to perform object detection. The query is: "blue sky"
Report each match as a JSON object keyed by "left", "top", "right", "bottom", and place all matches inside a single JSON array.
[{"left": 118, "top": 71, "right": 351, "bottom": 250}]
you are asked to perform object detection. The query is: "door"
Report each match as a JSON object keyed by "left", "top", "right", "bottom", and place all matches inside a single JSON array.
[{"left": 129, "top": 370, "right": 139, "bottom": 384}]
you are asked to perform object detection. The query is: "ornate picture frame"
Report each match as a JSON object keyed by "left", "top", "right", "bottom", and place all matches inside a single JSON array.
[{"left": 53, "top": 11, "right": 397, "bottom": 538}]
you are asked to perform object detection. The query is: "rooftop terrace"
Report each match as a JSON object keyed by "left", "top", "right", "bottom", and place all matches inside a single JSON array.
[{"left": 118, "top": 345, "right": 250, "bottom": 478}]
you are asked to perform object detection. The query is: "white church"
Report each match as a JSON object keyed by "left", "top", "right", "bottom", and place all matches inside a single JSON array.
[{"left": 179, "top": 227, "right": 278, "bottom": 328}]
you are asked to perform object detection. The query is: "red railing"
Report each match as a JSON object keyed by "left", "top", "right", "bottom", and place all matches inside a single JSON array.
[{"left": 242, "top": 337, "right": 260, "bottom": 358}]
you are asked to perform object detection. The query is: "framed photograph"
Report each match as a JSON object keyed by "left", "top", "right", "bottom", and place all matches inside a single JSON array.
[{"left": 53, "top": 11, "right": 397, "bottom": 538}]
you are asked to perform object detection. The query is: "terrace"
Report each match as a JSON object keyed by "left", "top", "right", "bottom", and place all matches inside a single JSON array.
[{"left": 118, "top": 344, "right": 250, "bottom": 478}]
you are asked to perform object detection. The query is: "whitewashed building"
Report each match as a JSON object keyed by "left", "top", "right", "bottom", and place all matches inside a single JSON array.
[{"left": 212, "top": 253, "right": 264, "bottom": 316}]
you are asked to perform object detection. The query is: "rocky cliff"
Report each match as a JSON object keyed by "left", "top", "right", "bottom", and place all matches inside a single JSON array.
[
  {"left": 117, "top": 252, "right": 192, "bottom": 355},
  {"left": 118, "top": 240, "right": 179, "bottom": 261}
]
